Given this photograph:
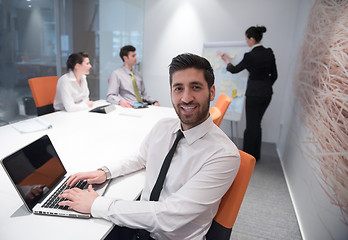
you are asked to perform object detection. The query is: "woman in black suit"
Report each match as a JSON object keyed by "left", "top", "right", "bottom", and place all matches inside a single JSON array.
[{"left": 221, "top": 26, "right": 277, "bottom": 161}]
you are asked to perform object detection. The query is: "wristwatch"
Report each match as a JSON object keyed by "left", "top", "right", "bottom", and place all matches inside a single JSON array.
[{"left": 98, "top": 166, "right": 111, "bottom": 180}]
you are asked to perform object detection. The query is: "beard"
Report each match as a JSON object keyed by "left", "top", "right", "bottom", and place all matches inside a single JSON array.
[{"left": 173, "top": 92, "right": 211, "bottom": 130}]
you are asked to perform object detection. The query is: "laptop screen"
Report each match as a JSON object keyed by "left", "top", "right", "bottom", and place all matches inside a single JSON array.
[{"left": 1, "top": 135, "right": 66, "bottom": 210}]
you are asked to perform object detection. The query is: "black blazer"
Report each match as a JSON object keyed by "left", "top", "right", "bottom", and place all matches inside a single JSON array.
[{"left": 226, "top": 45, "right": 277, "bottom": 97}]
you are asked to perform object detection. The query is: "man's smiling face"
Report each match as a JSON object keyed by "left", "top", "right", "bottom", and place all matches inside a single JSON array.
[{"left": 171, "top": 67, "right": 215, "bottom": 131}]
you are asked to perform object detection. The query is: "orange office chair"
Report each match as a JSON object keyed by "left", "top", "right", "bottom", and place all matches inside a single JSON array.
[
  {"left": 209, "top": 106, "right": 221, "bottom": 125},
  {"left": 206, "top": 150, "right": 256, "bottom": 240},
  {"left": 209, "top": 94, "right": 232, "bottom": 127},
  {"left": 28, "top": 76, "right": 59, "bottom": 116}
]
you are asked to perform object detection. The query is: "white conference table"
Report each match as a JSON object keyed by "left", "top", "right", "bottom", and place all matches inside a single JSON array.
[{"left": 0, "top": 100, "right": 177, "bottom": 240}]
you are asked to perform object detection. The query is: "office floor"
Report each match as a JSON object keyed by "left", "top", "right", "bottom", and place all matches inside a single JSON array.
[{"left": 230, "top": 142, "right": 303, "bottom": 240}]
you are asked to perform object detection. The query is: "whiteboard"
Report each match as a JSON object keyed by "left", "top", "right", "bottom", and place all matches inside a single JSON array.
[{"left": 202, "top": 41, "right": 249, "bottom": 122}]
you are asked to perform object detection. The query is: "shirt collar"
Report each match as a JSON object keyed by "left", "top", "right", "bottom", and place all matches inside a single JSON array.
[
  {"left": 66, "top": 70, "right": 77, "bottom": 81},
  {"left": 252, "top": 43, "right": 262, "bottom": 50},
  {"left": 173, "top": 116, "right": 214, "bottom": 145},
  {"left": 67, "top": 70, "right": 86, "bottom": 82},
  {"left": 122, "top": 66, "right": 133, "bottom": 74}
]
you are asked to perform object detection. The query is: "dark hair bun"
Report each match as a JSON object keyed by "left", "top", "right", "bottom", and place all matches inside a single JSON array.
[
  {"left": 257, "top": 26, "right": 267, "bottom": 33},
  {"left": 66, "top": 52, "right": 89, "bottom": 71}
]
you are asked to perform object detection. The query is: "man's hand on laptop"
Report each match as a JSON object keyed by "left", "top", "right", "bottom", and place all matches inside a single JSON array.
[
  {"left": 58, "top": 185, "right": 98, "bottom": 213},
  {"left": 66, "top": 170, "right": 107, "bottom": 187}
]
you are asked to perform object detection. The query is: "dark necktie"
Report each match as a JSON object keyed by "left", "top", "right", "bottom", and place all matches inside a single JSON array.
[
  {"left": 136, "top": 130, "right": 184, "bottom": 240},
  {"left": 150, "top": 130, "right": 184, "bottom": 201}
]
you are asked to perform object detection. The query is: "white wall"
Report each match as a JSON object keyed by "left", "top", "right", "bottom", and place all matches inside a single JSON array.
[{"left": 143, "top": 0, "right": 300, "bottom": 143}]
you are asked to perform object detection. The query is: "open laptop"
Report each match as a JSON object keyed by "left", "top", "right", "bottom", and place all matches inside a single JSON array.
[{"left": 1, "top": 135, "right": 110, "bottom": 219}]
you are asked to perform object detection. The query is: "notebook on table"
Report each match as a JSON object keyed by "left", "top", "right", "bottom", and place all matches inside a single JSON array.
[{"left": 1, "top": 135, "right": 110, "bottom": 218}]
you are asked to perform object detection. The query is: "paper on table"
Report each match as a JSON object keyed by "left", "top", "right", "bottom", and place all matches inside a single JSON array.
[{"left": 11, "top": 118, "right": 52, "bottom": 133}]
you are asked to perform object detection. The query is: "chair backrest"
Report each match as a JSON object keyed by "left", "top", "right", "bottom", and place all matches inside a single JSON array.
[
  {"left": 209, "top": 106, "right": 221, "bottom": 125},
  {"left": 28, "top": 76, "right": 59, "bottom": 116},
  {"left": 206, "top": 150, "right": 256, "bottom": 240},
  {"left": 210, "top": 94, "right": 232, "bottom": 127}
]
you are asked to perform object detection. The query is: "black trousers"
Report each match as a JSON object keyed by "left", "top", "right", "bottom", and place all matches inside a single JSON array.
[
  {"left": 105, "top": 225, "right": 155, "bottom": 240},
  {"left": 243, "top": 96, "right": 272, "bottom": 160}
]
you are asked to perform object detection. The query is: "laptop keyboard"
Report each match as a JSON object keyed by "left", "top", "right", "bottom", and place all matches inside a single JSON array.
[{"left": 42, "top": 178, "right": 87, "bottom": 210}]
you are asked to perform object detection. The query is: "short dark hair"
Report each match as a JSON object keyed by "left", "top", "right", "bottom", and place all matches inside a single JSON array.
[
  {"left": 169, "top": 53, "right": 214, "bottom": 89},
  {"left": 119, "top": 45, "right": 136, "bottom": 62},
  {"left": 245, "top": 26, "right": 267, "bottom": 43},
  {"left": 66, "top": 52, "right": 89, "bottom": 70}
]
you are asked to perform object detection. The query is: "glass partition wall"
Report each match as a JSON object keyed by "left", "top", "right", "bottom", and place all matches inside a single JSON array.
[
  {"left": 0, "top": 0, "right": 144, "bottom": 125},
  {"left": 57, "top": 0, "right": 100, "bottom": 100},
  {"left": 0, "top": 0, "right": 58, "bottom": 124},
  {"left": 99, "top": 0, "right": 144, "bottom": 98}
]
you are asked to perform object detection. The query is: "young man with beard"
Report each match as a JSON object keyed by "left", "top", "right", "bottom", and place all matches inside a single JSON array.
[{"left": 59, "top": 53, "right": 240, "bottom": 240}]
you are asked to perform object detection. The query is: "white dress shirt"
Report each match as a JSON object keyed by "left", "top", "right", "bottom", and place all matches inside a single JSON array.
[
  {"left": 92, "top": 116, "right": 240, "bottom": 240},
  {"left": 106, "top": 66, "right": 156, "bottom": 104},
  {"left": 54, "top": 70, "right": 90, "bottom": 112}
]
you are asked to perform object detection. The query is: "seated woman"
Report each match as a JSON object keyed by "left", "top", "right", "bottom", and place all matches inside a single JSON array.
[{"left": 54, "top": 52, "right": 93, "bottom": 112}]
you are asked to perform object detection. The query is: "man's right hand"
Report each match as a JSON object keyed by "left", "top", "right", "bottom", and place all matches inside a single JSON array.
[
  {"left": 66, "top": 170, "right": 107, "bottom": 187},
  {"left": 119, "top": 100, "right": 133, "bottom": 108}
]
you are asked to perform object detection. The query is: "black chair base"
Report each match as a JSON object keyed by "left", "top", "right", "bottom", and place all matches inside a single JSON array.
[
  {"left": 37, "top": 104, "right": 54, "bottom": 116},
  {"left": 206, "top": 220, "right": 232, "bottom": 240}
]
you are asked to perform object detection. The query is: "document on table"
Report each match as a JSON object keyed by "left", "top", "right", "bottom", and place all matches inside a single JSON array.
[{"left": 11, "top": 118, "right": 52, "bottom": 133}]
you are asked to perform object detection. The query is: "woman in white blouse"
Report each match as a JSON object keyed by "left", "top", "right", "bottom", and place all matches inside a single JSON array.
[{"left": 54, "top": 52, "right": 93, "bottom": 112}]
